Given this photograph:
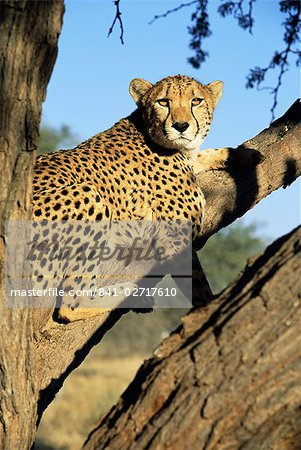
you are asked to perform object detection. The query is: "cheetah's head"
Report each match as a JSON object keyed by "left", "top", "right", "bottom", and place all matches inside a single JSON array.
[{"left": 129, "top": 75, "right": 223, "bottom": 153}]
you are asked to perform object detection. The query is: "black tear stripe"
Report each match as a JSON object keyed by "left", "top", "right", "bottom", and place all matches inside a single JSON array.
[
  {"left": 191, "top": 103, "right": 200, "bottom": 137},
  {"left": 163, "top": 85, "right": 171, "bottom": 137},
  {"left": 162, "top": 109, "right": 170, "bottom": 137},
  {"left": 191, "top": 88, "right": 202, "bottom": 137},
  {"left": 163, "top": 112, "right": 170, "bottom": 137}
]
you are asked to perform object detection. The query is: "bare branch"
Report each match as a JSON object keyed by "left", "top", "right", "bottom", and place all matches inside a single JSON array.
[
  {"left": 151, "top": 0, "right": 212, "bottom": 68},
  {"left": 148, "top": 0, "right": 198, "bottom": 25},
  {"left": 107, "top": 0, "right": 124, "bottom": 45}
]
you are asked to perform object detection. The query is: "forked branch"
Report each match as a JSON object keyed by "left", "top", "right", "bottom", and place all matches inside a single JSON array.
[{"left": 107, "top": 0, "right": 124, "bottom": 44}]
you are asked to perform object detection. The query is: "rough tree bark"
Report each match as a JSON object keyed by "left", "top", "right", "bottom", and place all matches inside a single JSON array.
[
  {"left": 83, "top": 226, "right": 301, "bottom": 450},
  {"left": 0, "top": 1, "right": 64, "bottom": 448},
  {"left": 35, "top": 100, "right": 301, "bottom": 420}
]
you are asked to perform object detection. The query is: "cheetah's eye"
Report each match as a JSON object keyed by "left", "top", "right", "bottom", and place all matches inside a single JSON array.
[
  {"left": 157, "top": 99, "right": 169, "bottom": 107},
  {"left": 191, "top": 98, "right": 203, "bottom": 106}
]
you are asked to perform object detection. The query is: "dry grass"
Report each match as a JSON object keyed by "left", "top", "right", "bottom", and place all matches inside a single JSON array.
[
  {"left": 35, "top": 308, "right": 183, "bottom": 450},
  {"left": 35, "top": 351, "right": 145, "bottom": 450}
]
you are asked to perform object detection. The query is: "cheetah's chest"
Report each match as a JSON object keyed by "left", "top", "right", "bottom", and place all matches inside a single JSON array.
[{"left": 95, "top": 149, "right": 205, "bottom": 229}]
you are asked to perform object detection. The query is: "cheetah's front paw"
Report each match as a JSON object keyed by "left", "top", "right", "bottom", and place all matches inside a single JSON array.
[{"left": 57, "top": 282, "right": 138, "bottom": 322}]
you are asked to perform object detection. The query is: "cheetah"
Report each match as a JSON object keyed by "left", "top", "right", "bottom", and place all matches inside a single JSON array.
[{"left": 30, "top": 75, "right": 258, "bottom": 323}]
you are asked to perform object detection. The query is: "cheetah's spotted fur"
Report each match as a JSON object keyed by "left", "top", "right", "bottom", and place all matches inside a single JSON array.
[
  {"left": 32, "top": 75, "right": 254, "bottom": 322},
  {"left": 33, "top": 76, "right": 225, "bottom": 235}
]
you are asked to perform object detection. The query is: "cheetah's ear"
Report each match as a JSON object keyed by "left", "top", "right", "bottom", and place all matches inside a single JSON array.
[
  {"left": 207, "top": 80, "right": 223, "bottom": 108},
  {"left": 129, "top": 78, "right": 153, "bottom": 105}
]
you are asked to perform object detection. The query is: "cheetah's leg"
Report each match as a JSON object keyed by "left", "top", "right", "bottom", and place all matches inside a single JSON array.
[
  {"left": 166, "top": 250, "right": 213, "bottom": 308},
  {"left": 192, "top": 147, "right": 262, "bottom": 173},
  {"left": 57, "top": 281, "right": 138, "bottom": 322},
  {"left": 191, "top": 250, "right": 214, "bottom": 307}
]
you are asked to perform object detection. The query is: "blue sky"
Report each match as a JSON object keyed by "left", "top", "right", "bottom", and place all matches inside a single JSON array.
[{"left": 42, "top": 0, "right": 300, "bottom": 240}]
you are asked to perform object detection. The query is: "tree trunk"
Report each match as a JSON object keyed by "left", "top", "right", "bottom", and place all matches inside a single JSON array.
[
  {"left": 0, "top": 1, "right": 64, "bottom": 448},
  {"left": 83, "top": 226, "right": 301, "bottom": 450}
]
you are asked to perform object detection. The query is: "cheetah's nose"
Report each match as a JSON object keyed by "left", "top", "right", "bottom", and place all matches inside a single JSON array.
[{"left": 172, "top": 122, "right": 190, "bottom": 133}]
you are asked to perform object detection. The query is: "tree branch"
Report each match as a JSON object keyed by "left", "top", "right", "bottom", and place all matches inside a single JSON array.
[
  {"left": 107, "top": 0, "right": 124, "bottom": 45},
  {"left": 246, "top": 1, "right": 301, "bottom": 120},
  {"left": 218, "top": 0, "right": 256, "bottom": 33},
  {"left": 82, "top": 226, "right": 301, "bottom": 449},
  {"left": 197, "top": 99, "right": 301, "bottom": 248},
  {"left": 35, "top": 100, "right": 301, "bottom": 421},
  {"left": 148, "top": 1, "right": 198, "bottom": 25},
  {"left": 151, "top": 0, "right": 300, "bottom": 119}
]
